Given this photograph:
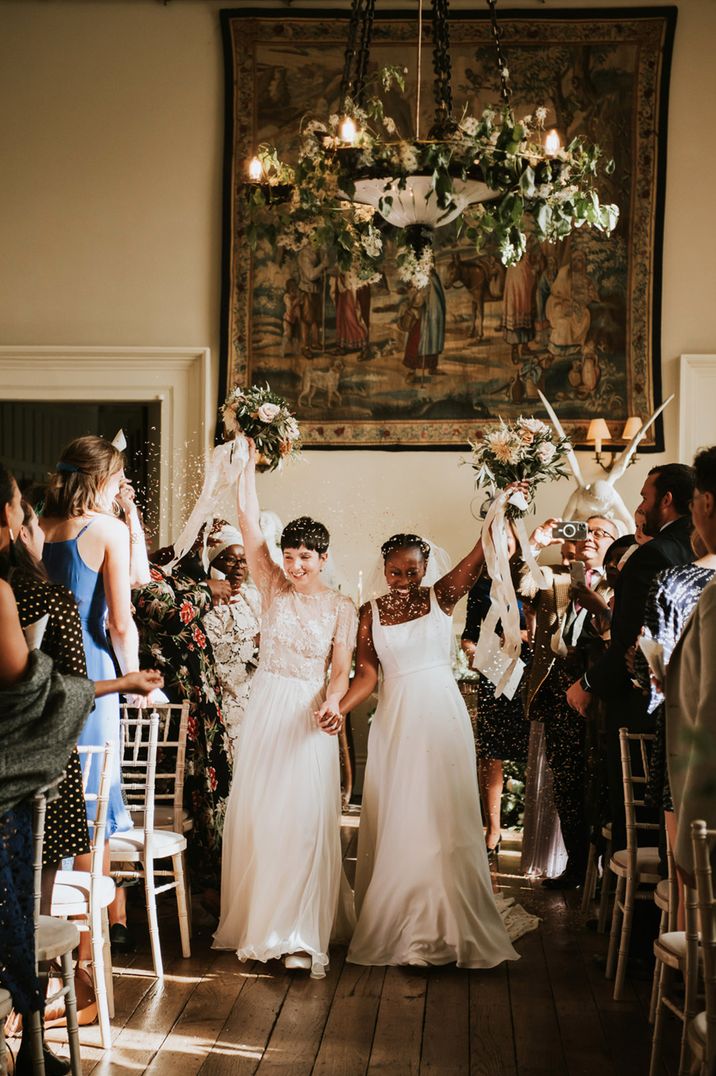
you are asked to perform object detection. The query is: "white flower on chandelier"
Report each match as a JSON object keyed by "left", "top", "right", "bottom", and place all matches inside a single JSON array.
[
  {"left": 397, "top": 244, "right": 434, "bottom": 291},
  {"left": 459, "top": 115, "right": 480, "bottom": 137},
  {"left": 535, "top": 106, "right": 548, "bottom": 125},
  {"left": 361, "top": 228, "right": 383, "bottom": 258},
  {"left": 398, "top": 143, "right": 420, "bottom": 172}
]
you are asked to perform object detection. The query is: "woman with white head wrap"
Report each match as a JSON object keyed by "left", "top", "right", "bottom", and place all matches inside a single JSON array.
[{"left": 203, "top": 526, "right": 262, "bottom": 763}]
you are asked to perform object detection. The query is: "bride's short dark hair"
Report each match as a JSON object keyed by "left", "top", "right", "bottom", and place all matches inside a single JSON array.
[
  {"left": 281, "top": 516, "right": 330, "bottom": 554},
  {"left": 381, "top": 534, "right": 431, "bottom": 561}
]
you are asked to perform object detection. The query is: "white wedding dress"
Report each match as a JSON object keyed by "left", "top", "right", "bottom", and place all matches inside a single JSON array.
[
  {"left": 348, "top": 588, "right": 521, "bottom": 968},
  {"left": 213, "top": 563, "right": 357, "bottom": 977}
]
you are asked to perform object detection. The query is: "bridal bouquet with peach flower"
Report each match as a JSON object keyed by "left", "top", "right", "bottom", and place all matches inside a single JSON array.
[
  {"left": 221, "top": 384, "right": 301, "bottom": 472},
  {"left": 469, "top": 416, "right": 570, "bottom": 514},
  {"left": 465, "top": 415, "right": 569, "bottom": 699}
]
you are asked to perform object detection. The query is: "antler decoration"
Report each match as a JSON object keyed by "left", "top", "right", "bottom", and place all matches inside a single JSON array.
[{"left": 537, "top": 391, "right": 674, "bottom": 534}]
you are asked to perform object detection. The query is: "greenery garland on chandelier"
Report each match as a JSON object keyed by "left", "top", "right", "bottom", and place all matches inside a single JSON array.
[{"left": 244, "top": 2, "right": 619, "bottom": 292}]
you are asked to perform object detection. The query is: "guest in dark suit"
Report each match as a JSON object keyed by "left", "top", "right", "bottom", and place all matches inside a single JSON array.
[{"left": 566, "top": 464, "right": 695, "bottom": 849}]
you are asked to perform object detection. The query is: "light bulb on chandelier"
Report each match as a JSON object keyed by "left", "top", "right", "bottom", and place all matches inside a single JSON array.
[
  {"left": 544, "top": 129, "right": 561, "bottom": 157},
  {"left": 339, "top": 116, "right": 358, "bottom": 145},
  {"left": 248, "top": 156, "right": 264, "bottom": 182}
]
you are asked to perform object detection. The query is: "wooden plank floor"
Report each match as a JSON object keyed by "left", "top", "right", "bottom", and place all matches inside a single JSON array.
[{"left": 10, "top": 831, "right": 685, "bottom": 1075}]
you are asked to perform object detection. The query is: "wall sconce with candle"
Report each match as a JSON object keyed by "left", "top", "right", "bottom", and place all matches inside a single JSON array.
[{"left": 586, "top": 415, "right": 643, "bottom": 471}]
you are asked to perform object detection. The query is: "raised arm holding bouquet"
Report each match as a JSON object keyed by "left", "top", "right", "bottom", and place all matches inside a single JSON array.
[
  {"left": 167, "top": 384, "right": 301, "bottom": 572},
  {"left": 468, "top": 417, "right": 571, "bottom": 698}
]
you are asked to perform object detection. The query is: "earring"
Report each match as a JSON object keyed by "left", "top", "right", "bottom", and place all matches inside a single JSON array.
[{"left": 8, "top": 528, "right": 15, "bottom": 541}]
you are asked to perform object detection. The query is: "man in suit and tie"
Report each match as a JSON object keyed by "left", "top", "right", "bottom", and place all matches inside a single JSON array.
[
  {"left": 522, "top": 515, "right": 619, "bottom": 888},
  {"left": 566, "top": 464, "right": 695, "bottom": 850}
]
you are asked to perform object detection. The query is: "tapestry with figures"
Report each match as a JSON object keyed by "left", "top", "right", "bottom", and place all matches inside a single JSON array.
[{"left": 219, "top": 7, "right": 676, "bottom": 448}]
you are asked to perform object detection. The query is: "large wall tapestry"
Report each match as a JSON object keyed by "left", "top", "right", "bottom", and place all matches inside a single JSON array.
[{"left": 219, "top": 7, "right": 676, "bottom": 448}]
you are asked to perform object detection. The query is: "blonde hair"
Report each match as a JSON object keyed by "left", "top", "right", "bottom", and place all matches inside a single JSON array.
[{"left": 44, "top": 436, "right": 124, "bottom": 519}]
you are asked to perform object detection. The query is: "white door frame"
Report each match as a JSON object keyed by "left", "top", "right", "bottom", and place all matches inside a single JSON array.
[
  {"left": 0, "top": 345, "right": 211, "bottom": 546},
  {"left": 679, "top": 354, "right": 716, "bottom": 466}
]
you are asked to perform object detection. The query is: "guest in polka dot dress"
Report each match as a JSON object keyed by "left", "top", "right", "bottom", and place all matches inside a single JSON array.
[{"left": 11, "top": 498, "right": 90, "bottom": 906}]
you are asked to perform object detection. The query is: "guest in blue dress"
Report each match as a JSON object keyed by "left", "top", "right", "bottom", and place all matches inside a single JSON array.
[{"left": 41, "top": 435, "right": 146, "bottom": 951}]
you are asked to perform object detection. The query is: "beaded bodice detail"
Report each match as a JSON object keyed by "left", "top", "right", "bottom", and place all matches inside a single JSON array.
[{"left": 256, "top": 563, "right": 357, "bottom": 682}]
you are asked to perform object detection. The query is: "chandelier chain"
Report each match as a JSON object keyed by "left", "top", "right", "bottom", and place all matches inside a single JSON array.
[
  {"left": 355, "top": 0, "right": 376, "bottom": 105},
  {"left": 415, "top": 0, "right": 423, "bottom": 139},
  {"left": 431, "top": 0, "right": 453, "bottom": 134},
  {"left": 340, "top": 0, "right": 364, "bottom": 105},
  {"left": 486, "top": 0, "right": 511, "bottom": 106}
]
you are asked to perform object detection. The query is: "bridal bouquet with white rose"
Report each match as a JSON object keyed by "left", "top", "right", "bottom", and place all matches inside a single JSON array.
[
  {"left": 470, "top": 416, "right": 570, "bottom": 514},
  {"left": 465, "top": 415, "right": 569, "bottom": 700},
  {"left": 221, "top": 384, "right": 301, "bottom": 472}
]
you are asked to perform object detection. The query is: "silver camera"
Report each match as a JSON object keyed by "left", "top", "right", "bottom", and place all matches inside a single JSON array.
[{"left": 554, "top": 520, "right": 589, "bottom": 541}]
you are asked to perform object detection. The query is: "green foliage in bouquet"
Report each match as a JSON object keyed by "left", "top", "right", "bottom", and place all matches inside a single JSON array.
[{"left": 221, "top": 384, "right": 301, "bottom": 472}]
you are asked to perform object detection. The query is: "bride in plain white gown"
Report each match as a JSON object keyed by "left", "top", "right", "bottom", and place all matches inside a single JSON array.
[
  {"left": 213, "top": 440, "right": 357, "bottom": 978},
  {"left": 319, "top": 530, "right": 521, "bottom": 968}
]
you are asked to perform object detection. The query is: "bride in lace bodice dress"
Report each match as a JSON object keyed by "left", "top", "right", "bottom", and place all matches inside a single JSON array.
[
  {"left": 323, "top": 531, "right": 521, "bottom": 968},
  {"left": 213, "top": 443, "right": 357, "bottom": 978}
]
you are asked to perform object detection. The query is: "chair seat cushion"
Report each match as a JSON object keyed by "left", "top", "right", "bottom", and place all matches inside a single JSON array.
[
  {"left": 37, "top": 916, "right": 81, "bottom": 961},
  {"left": 52, "top": 870, "right": 116, "bottom": 912},
  {"left": 109, "top": 827, "right": 186, "bottom": 860},
  {"left": 611, "top": 846, "right": 661, "bottom": 881},
  {"left": 154, "top": 806, "right": 193, "bottom": 832},
  {"left": 687, "top": 1011, "right": 707, "bottom": 1055},
  {"left": 654, "top": 877, "right": 671, "bottom": 910}
]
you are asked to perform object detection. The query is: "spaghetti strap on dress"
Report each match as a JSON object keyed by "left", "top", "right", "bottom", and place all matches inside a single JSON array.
[{"left": 43, "top": 518, "right": 131, "bottom": 837}]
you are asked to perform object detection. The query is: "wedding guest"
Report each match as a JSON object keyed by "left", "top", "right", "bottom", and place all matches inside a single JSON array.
[
  {"left": 522, "top": 515, "right": 618, "bottom": 888},
  {"left": 41, "top": 435, "right": 146, "bottom": 952},
  {"left": 461, "top": 571, "right": 530, "bottom": 858},
  {"left": 328, "top": 524, "right": 523, "bottom": 968},
  {"left": 635, "top": 526, "right": 716, "bottom": 926},
  {"left": 203, "top": 527, "right": 261, "bottom": 764},
  {"left": 214, "top": 441, "right": 357, "bottom": 978},
  {"left": 566, "top": 465, "right": 695, "bottom": 850},
  {"left": 133, "top": 560, "right": 231, "bottom": 911},
  {"left": 11, "top": 499, "right": 90, "bottom": 905},
  {"left": 0, "top": 466, "right": 160, "bottom": 1073},
  {"left": 665, "top": 447, "right": 716, "bottom": 885}
]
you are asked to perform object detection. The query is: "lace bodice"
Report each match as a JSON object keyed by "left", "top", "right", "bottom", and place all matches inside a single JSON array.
[{"left": 256, "top": 562, "right": 357, "bottom": 682}]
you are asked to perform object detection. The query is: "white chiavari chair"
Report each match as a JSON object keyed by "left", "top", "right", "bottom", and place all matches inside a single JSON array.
[
  {"left": 110, "top": 707, "right": 191, "bottom": 978},
  {"left": 605, "top": 729, "right": 660, "bottom": 999},
  {"left": 51, "top": 743, "right": 115, "bottom": 1050}
]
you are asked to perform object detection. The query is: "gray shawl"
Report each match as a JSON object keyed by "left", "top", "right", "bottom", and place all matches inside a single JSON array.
[{"left": 0, "top": 649, "right": 94, "bottom": 816}]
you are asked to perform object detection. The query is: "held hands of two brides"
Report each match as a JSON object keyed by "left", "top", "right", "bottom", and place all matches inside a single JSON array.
[{"left": 315, "top": 697, "right": 344, "bottom": 736}]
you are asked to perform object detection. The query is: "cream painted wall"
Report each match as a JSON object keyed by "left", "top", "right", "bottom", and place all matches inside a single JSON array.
[{"left": 1, "top": 0, "right": 715, "bottom": 608}]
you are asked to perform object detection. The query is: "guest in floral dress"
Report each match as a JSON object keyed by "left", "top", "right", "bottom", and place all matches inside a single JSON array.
[
  {"left": 132, "top": 564, "right": 231, "bottom": 902},
  {"left": 203, "top": 527, "right": 261, "bottom": 764}
]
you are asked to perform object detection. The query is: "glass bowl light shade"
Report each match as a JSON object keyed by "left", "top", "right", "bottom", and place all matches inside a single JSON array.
[{"left": 351, "top": 175, "right": 498, "bottom": 229}]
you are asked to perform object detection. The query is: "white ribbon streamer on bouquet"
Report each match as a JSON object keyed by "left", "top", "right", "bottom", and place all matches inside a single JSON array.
[
  {"left": 165, "top": 438, "right": 248, "bottom": 574},
  {"left": 472, "top": 489, "right": 550, "bottom": 699}
]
